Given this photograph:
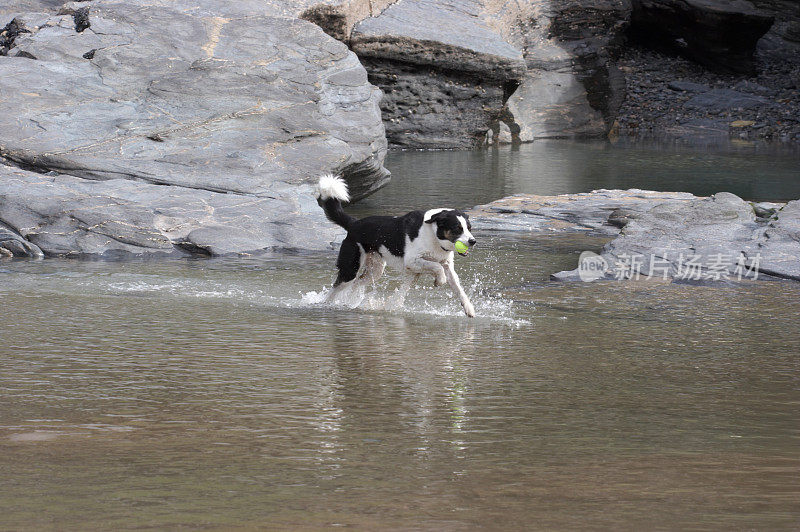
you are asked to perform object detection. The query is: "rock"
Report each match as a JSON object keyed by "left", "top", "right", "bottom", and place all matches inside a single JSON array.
[
  {"left": 730, "top": 120, "right": 756, "bottom": 127},
  {"left": 0, "top": 1, "right": 64, "bottom": 16},
  {"left": 505, "top": 0, "right": 631, "bottom": 141},
  {"left": 751, "top": 0, "right": 800, "bottom": 63},
  {"left": 552, "top": 192, "right": 800, "bottom": 283},
  {"left": 667, "top": 81, "right": 710, "bottom": 93},
  {"left": 302, "top": 0, "right": 405, "bottom": 42},
  {"left": 468, "top": 189, "right": 701, "bottom": 234},
  {"left": 349, "top": 0, "right": 526, "bottom": 148},
  {"left": 683, "top": 89, "right": 772, "bottom": 112},
  {"left": 341, "top": 0, "right": 630, "bottom": 147},
  {"left": 732, "top": 80, "right": 774, "bottom": 95},
  {"left": 629, "top": 0, "right": 774, "bottom": 75},
  {"left": 0, "top": 164, "right": 343, "bottom": 257},
  {"left": 0, "top": 217, "right": 43, "bottom": 258},
  {"left": 496, "top": 122, "right": 513, "bottom": 144},
  {"left": 0, "top": 1, "right": 389, "bottom": 256},
  {"left": 474, "top": 190, "right": 800, "bottom": 283},
  {"left": 759, "top": 199, "right": 800, "bottom": 280},
  {"left": 507, "top": 70, "right": 608, "bottom": 140},
  {"left": 752, "top": 201, "right": 782, "bottom": 218}
]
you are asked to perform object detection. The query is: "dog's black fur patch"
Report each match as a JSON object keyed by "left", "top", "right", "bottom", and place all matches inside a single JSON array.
[
  {"left": 320, "top": 206, "right": 471, "bottom": 287},
  {"left": 332, "top": 211, "right": 424, "bottom": 286}
]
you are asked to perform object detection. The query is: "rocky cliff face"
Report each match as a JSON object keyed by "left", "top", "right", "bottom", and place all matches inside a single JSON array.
[
  {"left": 347, "top": 0, "right": 527, "bottom": 148},
  {"left": 0, "top": 0, "right": 389, "bottom": 257},
  {"left": 311, "top": 0, "right": 631, "bottom": 148},
  {"left": 505, "top": 0, "right": 630, "bottom": 142},
  {"left": 311, "top": 0, "right": 795, "bottom": 147}
]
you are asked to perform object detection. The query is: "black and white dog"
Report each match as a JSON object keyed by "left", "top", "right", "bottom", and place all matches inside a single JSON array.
[{"left": 317, "top": 174, "right": 477, "bottom": 317}]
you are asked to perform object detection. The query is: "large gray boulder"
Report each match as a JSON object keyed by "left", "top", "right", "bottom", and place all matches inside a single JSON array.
[
  {"left": 551, "top": 192, "right": 800, "bottom": 282},
  {"left": 319, "top": 0, "right": 631, "bottom": 147},
  {"left": 0, "top": 163, "right": 341, "bottom": 256},
  {"left": 468, "top": 189, "right": 699, "bottom": 234},
  {"left": 0, "top": 1, "right": 389, "bottom": 257}
]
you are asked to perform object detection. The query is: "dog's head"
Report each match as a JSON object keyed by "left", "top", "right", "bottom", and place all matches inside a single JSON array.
[{"left": 425, "top": 209, "right": 476, "bottom": 255}]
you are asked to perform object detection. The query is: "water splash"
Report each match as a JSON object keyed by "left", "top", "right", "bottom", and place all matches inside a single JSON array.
[
  {"left": 296, "top": 276, "right": 529, "bottom": 326},
  {"left": 59, "top": 259, "right": 529, "bottom": 325}
]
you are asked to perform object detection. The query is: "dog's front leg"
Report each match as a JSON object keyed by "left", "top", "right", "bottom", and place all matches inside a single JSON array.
[
  {"left": 407, "top": 256, "right": 446, "bottom": 281},
  {"left": 443, "top": 261, "right": 475, "bottom": 317}
]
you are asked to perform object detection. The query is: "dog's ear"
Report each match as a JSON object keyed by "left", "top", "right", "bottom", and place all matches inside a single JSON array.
[{"left": 425, "top": 212, "right": 444, "bottom": 224}]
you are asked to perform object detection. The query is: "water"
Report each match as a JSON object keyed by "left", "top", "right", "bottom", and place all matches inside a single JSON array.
[
  {"left": 2, "top": 140, "right": 800, "bottom": 530},
  {"left": 353, "top": 139, "right": 800, "bottom": 216}
]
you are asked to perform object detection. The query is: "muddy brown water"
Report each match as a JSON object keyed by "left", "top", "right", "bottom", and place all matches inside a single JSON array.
[{"left": 2, "top": 140, "right": 799, "bottom": 529}]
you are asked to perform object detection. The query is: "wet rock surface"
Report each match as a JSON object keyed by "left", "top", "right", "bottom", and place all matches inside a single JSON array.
[
  {"left": 0, "top": 0, "right": 388, "bottom": 257},
  {"left": 468, "top": 189, "right": 701, "bottom": 234},
  {"left": 547, "top": 192, "right": 800, "bottom": 283},
  {"left": 471, "top": 189, "right": 800, "bottom": 283}
]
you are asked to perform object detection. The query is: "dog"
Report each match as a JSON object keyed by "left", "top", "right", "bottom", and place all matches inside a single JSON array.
[{"left": 317, "top": 174, "right": 477, "bottom": 317}]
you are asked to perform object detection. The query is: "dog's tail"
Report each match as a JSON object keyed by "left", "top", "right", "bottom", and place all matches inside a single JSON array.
[{"left": 317, "top": 174, "right": 356, "bottom": 230}]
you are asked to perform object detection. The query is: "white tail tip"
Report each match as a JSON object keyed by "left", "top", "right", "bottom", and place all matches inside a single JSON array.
[{"left": 317, "top": 174, "right": 350, "bottom": 203}]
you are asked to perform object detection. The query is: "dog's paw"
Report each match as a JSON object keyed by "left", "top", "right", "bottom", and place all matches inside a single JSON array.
[
  {"left": 434, "top": 272, "right": 447, "bottom": 287},
  {"left": 462, "top": 301, "right": 476, "bottom": 318}
]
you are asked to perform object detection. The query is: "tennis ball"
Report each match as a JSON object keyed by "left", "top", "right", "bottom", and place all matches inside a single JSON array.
[{"left": 454, "top": 241, "right": 469, "bottom": 255}]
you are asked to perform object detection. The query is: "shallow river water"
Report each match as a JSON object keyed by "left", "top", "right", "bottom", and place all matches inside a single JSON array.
[{"left": 2, "top": 140, "right": 800, "bottom": 530}]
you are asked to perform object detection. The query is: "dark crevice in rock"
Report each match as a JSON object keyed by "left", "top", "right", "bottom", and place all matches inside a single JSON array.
[
  {"left": 627, "top": 0, "right": 774, "bottom": 75},
  {"left": 0, "top": 152, "right": 53, "bottom": 176},
  {"left": 575, "top": 55, "right": 626, "bottom": 128},
  {"left": 82, "top": 48, "right": 96, "bottom": 59},
  {"left": 58, "top": 6, "right": 91, "bottom": 33},
  {"left": 502, "top": 79, "right": 520, "bottom": 104},
  {"left": 1, "top": 149, "right": 259, "bottom": 197},
  {"left": 756, "top": 266, "right": 800, "bottom": 282},
  {"left": 173, "top": 240, "right": 214, "bottom": 256},
  {"left": 0, "top": 18, "right": 32, "bottom": 56},
  {"left": 74, "top": 7, "right": 90, "bottom": 33}
]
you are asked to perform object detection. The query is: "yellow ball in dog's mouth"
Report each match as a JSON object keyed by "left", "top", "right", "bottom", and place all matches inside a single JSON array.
[{"left": 454, "top": 241, "right": 469, "bottom": 255}]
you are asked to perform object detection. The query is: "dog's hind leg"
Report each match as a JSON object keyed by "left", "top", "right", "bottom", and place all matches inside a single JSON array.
[
  {"left": 391, "top": 272, "right": 419, "bottom": 310},
  {"left": 357, "top": 252, "right": 385, "bottom": 286},
  {"left": 326, "top": 238, "right": 362, "bottom": 303}
]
